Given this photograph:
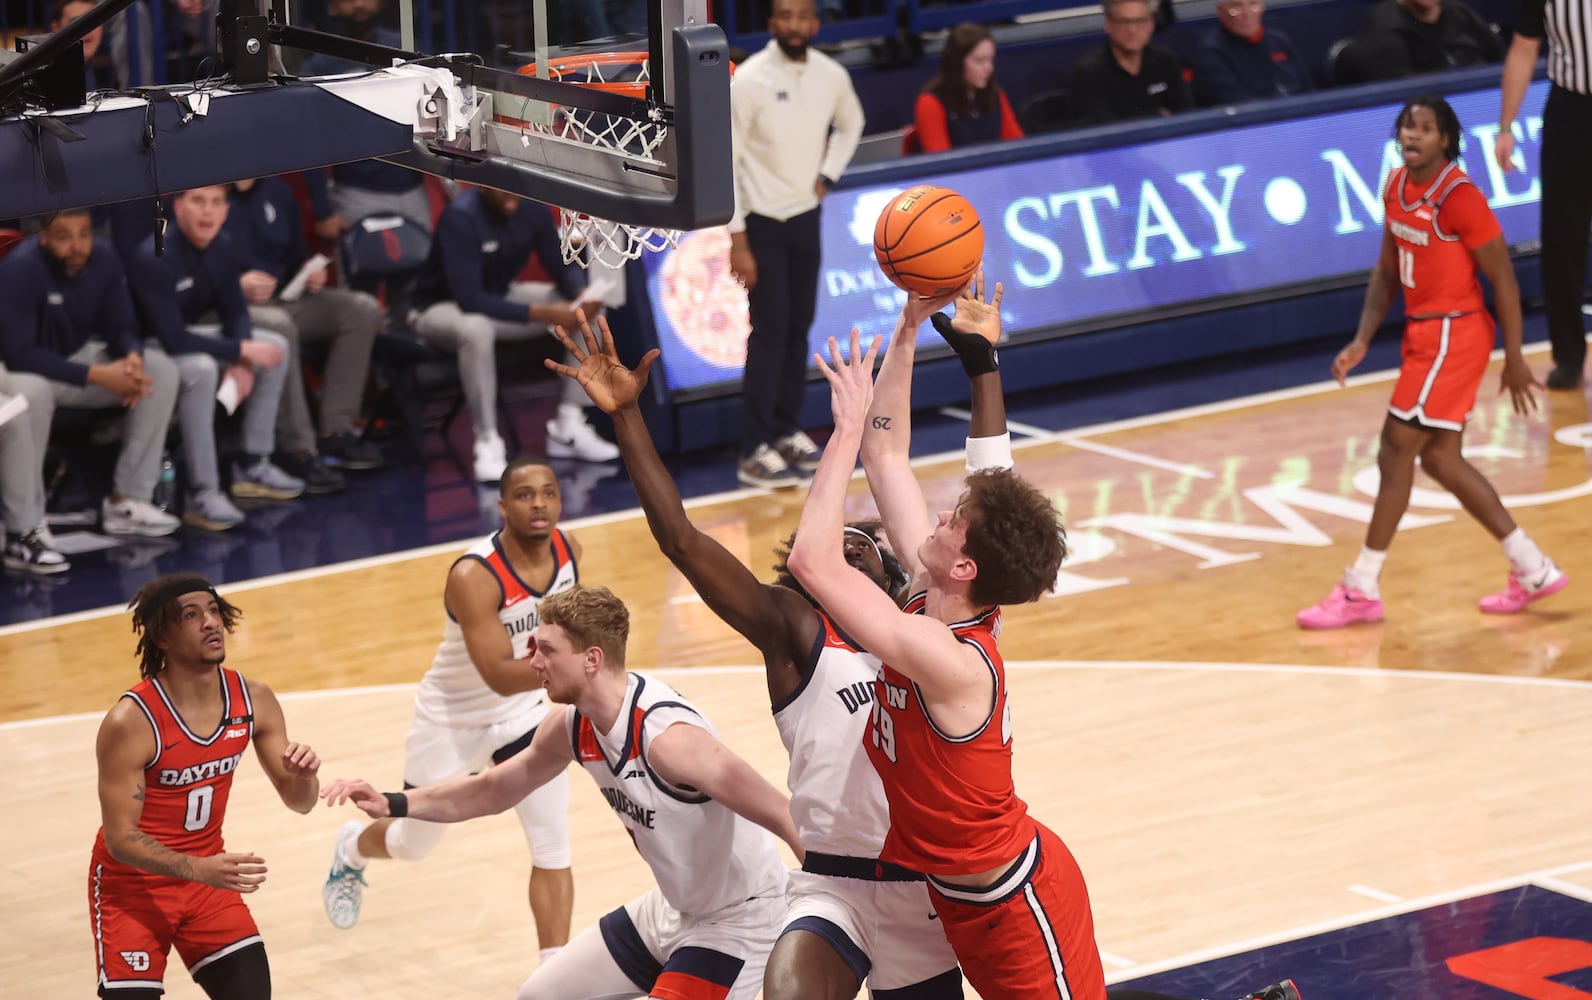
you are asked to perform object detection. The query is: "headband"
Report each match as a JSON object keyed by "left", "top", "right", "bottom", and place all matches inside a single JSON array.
[{"left": 141, "top": 577, "right": 219, "bottom": 625}]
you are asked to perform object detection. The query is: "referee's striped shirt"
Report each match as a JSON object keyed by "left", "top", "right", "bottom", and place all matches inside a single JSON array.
[{"left": 1519, "top": 0, "right": 1592, "bottom": 94}]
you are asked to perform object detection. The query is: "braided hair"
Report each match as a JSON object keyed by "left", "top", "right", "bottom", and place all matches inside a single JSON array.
[{"left": 129, "top": 574, "right": 241, "bottom": 680}]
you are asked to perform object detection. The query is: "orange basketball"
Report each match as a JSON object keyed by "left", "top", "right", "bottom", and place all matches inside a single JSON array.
[{"left": 873, "top": 185, "right": 984, "bottom": 297}]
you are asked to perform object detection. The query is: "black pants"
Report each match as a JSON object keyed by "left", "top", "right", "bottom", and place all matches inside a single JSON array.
[
  {"left": 1539, "top": 84, "right": 1592, "bottom": 373},
  {"left": 741, "top": 208, "right": 824, "bottom": 456}
]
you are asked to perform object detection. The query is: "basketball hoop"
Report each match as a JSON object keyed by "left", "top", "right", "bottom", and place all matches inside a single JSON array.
[{"left": 506, "top": 54, "right": 683, "bottom": 267}]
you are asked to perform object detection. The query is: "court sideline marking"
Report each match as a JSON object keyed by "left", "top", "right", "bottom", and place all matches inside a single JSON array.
[{"left": 0, "top": 342, "right": 1558, "bottom": 640}]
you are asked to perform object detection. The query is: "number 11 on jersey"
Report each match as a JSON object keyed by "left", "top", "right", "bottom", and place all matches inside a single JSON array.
[{"left": 1398, "top": 246, "right": 1417, "bottom": 289}]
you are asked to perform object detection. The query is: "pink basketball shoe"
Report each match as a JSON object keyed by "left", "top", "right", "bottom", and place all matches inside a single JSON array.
[
  {"left": 1479, "top": 561, "right": 1568, "bottom": 614},
  {"left": 1297, "top": 582, "right": 1385, "bottom": 630}
]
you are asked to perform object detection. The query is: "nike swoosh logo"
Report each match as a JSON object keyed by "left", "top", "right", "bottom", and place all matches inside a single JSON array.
[
  {"left": 163, "top": 741, "right": 181, "bottom": 751},
  {"left": 928, "top": 913, "right": 940, "bottom": 921}
]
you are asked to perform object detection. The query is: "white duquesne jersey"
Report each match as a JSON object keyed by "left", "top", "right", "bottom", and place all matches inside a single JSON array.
[
  {"left": 568, "top": 673, "right": 788, "bottom": 918},
  {"left": 773, "top": 612, "right": 892, "bottom": 859},
  {"left": 414, "top": 529, "right": 578, "bottom": 727}
]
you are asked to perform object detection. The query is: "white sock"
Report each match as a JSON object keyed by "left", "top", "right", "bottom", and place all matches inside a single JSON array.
[
  {"left": 1501, "top": 527, "right": 1547, "bottom": 575},
  {"left": 342, "top": 828, "right": 370, "bottom": 869},
  {"left": 538, "top": 946, "right": 561, "bottom": 965},
  {"left": 1349, "top": 547, "right": 1387, "bottom": 597}
]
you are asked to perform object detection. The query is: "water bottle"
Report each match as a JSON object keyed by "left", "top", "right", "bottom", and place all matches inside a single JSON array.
[{"left": 153, "top": 455, "right": 177, "bottom": 512}]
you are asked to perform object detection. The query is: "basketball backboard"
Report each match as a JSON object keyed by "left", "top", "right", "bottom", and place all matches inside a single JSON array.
[
  {"left": 0, "top": 0, "right": 731, "bottom": 236},
  {"left": 289, "top": 0, "right": 733, "bottom": 234}
]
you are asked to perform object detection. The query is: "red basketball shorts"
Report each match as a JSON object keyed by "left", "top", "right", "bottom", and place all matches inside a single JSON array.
[
  {"left": 1389, "top": 312, "right": 1495, "bottom": 431},
  {"left": 925, "top": 822, "right": 1107, "bottom": 1000},
  {"left": 89, "top": 862, "right": 262, "bottom": 992}
]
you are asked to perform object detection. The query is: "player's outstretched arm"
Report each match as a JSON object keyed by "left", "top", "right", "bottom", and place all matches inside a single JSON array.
[
  {"left": 932, "top": 273, "right": 1012, "bottom": 470},
  {"left": 246, "top": 679, "right": 320, "bottom": 814},
  {"left": 791, "top": 333, "right": 990, "bottom": 701},
  {"left": 647, "top": 722, "right": 804, "bottom": 862},
  {"left": 547, "top": 312, "right": 819, "bottom": 697},
  {"left": 451, "top": 559, "right": 545, "bottom": 696},
  {"left": 322, "top": 708, "right": 576, "bottom": 823},
  {"left": 95, "top": 700, "right": 268, "bottom": 892},
  {"left": 861, "top": 290, "right": 960, "bottom": 581}
]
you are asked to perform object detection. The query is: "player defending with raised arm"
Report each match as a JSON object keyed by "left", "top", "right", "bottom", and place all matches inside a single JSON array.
[
  {"left": 90, "top": 573, "right": 320, "bottom": 999},
  {"left": 322, "top": 458, "right": 576, "bottom": 963},
  {"left": 1296, "top": 94, "right": 1567, "bottom": 629},
  {"left": 547, "top": 308, "right": 971, "bottom": 999},
  {"left": 323, "top": 585, "right": 799, "bottom": 1000}
]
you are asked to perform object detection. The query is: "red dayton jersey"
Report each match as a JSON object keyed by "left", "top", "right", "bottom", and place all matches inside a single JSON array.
[
  {"left": 1383, "top": 162, "right": 1501, "bottom": 317},
  {"left": 864, "top": 596, "right": 1034, "bottom": 876},
  {"left": 91, "top": 669, "right": 254, "bottom": 877}
]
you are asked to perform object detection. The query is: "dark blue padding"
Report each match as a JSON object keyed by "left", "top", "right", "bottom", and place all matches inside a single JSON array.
[
  {"left": 1, "top": 82, "right": 415, "bottom": 219},
  {"left": 782, "top": 915, "right": 871, "bottom": 984},
  {"left": 658, "top": 945, "right": 746, "bottom": 991},
  {"left": 598, "top": 905, "right": 663, "bottom": 992},
  {"left": 872, "top": 967, "right": 966, "bottom": 1000}
]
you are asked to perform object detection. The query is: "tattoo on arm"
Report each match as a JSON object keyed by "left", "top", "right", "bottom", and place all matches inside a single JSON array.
[
  {"left": 132, "top": 783, "right": 144, "bottom": 802},
  {"left": 871, "top": 416, "right": 892, "bottom": 429},
  {"left": 125, "top": 831, "right": 197, "bottom": 881}
]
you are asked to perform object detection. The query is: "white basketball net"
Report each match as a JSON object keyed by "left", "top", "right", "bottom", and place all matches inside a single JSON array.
[{"left": 515, "top": 55, "right": 683, "bottom": 266}]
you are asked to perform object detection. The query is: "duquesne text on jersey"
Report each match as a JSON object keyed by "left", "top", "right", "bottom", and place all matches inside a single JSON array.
[{"left": 601, "top": 785, "right": 657, "bottom": 829}]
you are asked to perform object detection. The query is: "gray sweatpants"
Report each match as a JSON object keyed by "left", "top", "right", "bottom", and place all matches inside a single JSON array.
[
  {"left": 171, "top": 328, "right": 292, "bottom": 492},
  {"left": 250, "top": 287, "right": 383, "bottom": 453},
  {"left": 411, "top": 282, "right": 585, "bottom": 438},
  {"left": 0, "top": 370, "right": 45, "bottom": 536},
  {"left": 3, "top": 341, "right": 179, "bottom": 512}
]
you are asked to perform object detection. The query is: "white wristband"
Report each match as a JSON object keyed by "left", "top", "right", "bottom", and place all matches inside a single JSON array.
[{"left": 965, "top": 433, "right": 1014, "bottom": 473}]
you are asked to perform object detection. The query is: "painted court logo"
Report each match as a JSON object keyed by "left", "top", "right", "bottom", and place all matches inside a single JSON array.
[{"left": 1118, "top": 886, "right": 1592, "bottom": 998}]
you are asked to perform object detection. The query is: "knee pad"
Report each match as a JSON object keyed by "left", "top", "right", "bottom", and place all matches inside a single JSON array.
[
  {"left": 384, "top": 816, "right": 447, "bottom": 862},
  {"left": 191, "top": 940, "right": 271, "bottom": 1000}
]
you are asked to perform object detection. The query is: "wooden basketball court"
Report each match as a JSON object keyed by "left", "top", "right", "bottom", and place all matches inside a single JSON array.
[{"left": 4, "top": 347, "right": 1589, "bottom": 997}]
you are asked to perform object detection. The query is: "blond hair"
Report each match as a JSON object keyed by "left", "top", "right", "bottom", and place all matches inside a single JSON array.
[{"left": 539, "top": 586, "right": 630, "bottom": 669}]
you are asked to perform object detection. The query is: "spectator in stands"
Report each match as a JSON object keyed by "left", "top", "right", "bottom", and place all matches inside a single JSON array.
[
  {"left": 0, "top": 379, "right": 68, "bottom": 574},
  {"left": 165, "top": 0, "right": 219, "bottom": 82},
  {"left": 1345, "top": 0, "right": 1502, "bottom": 81},
  {"left": 1189, "top": 0, "right": 1313, "bottom": 106},
  {"left": 410, "top": 186, "right": 618, "bottom": 482},
  {"left": 54, "top": 0, "right": 154, "bottom": 90},
  {"left": 914, "top": 23, "right": 1024, "bottom": 152},
  {"left": 128, "top": 186, "right": 304, "bottom": 532},
  {"left": 0, "top": 207, "right": 181, "bottom": 545},
  {"left": 1070, "top": 0, "right": 1193, "bottom": 123},
  {"left": 226, "top": 176, "right": 386, "bottom": 492},
  {"left": 50, "top": 0, "right": 108, "bottom": 91},
  {"left": 299, "top": 0, "right": 434, "bottom": 249},
  {"left": 729, "top": 0, "right": 864, "bottom": 488}
]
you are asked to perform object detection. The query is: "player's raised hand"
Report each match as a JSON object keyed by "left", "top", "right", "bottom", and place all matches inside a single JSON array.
[
  {"left": 320, "top": 778, "right": 391, "bottom": 818},
  {"left": 1499, "top": 356, "right": 1542, "bottom": 416},
  {"left": 900, "top": 279, "right": 969, "bottom": 331},
  {"left": 544, "top": 308, "right": 660, "bottom": 414},
  {"left": 281, "top": 742, "right": 320, "bottom": 778},
  {"left": 932, "top": 271, "right": 1003, "bottom": 376},
  {"left": 1331, "top": 341, "right": 1368, "bottom": 386},
  {"left": 193, "top": 851, "right": 268, "bottom": 893},
  {"left": 814, "top": 329, "right": 880, "bottom": 433}
]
